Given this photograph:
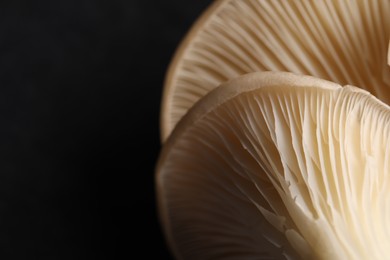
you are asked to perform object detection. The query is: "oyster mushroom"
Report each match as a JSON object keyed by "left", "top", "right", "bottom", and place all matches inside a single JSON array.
[
  {"left": 156, "top": 0, "right": 390, "bottom": 259},
  {"left": 160, "top": 0, "right": 390, "bottom": 141},
  {"left": 156, "top": 72, "right": 390, "bottom": 259}
]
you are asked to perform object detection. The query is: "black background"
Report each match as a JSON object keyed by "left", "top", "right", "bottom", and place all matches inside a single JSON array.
[{"left": 0, "top": 0, "right": 212, "bottom": 259}]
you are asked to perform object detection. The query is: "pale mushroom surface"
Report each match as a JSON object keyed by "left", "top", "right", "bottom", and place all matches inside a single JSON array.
[
  {"left": 157, "top": 72, "right": 390, "bottom": 260},
  {"left": 161, "top": 0, "right": 390, "bottom": 141}
]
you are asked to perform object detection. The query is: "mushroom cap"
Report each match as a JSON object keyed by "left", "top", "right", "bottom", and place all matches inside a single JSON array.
[
  {"left": 160, "top": 0, "right": 390, "bottom": 142},
  {"left": 156, "top": 72, "right": 390, "bottom": 259}
]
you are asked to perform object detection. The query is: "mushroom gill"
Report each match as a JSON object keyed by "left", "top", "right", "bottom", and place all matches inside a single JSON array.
[
  {"left": 161, "top": 0, "right": 390, "bottom": 141},
  {"left": 156, "top": 72, "right": 390, "bottom": 260}
]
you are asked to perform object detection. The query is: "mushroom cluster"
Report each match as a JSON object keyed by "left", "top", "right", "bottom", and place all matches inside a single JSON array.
[{"left": 156, "top": 1, "right": 390, "bottom": 259}]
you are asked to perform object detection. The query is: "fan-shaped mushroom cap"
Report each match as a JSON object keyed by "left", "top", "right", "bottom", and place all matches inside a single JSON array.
[
  {"left": 156, "top": 72, "right": 390, "bottom": 259},
  {"left": 161, "top": 0, "right": 390, "bottom": 141}
]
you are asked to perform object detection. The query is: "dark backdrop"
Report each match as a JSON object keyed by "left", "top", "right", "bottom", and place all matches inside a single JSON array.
[{"left": 0, "top": 0, "right": 212, "bottom": 259}]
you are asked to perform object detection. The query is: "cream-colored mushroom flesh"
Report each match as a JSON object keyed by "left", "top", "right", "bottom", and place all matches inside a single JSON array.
[
  {"left": 157, "top": 72, "right": 390, "bottom": 259},
  {"left": 388, "top": 40, "right": 390, "bottom": 66},
  {"left": 161, "top": 0, "right": 390, "bottom": 141}
]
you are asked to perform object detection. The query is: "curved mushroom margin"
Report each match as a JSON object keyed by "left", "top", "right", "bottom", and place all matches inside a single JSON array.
[
  {"left": 160, "top": 0, "right": 226, "bottom": 142},
  {"left": 156, "top": 71, "right": 390, "bottom": 259}
]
